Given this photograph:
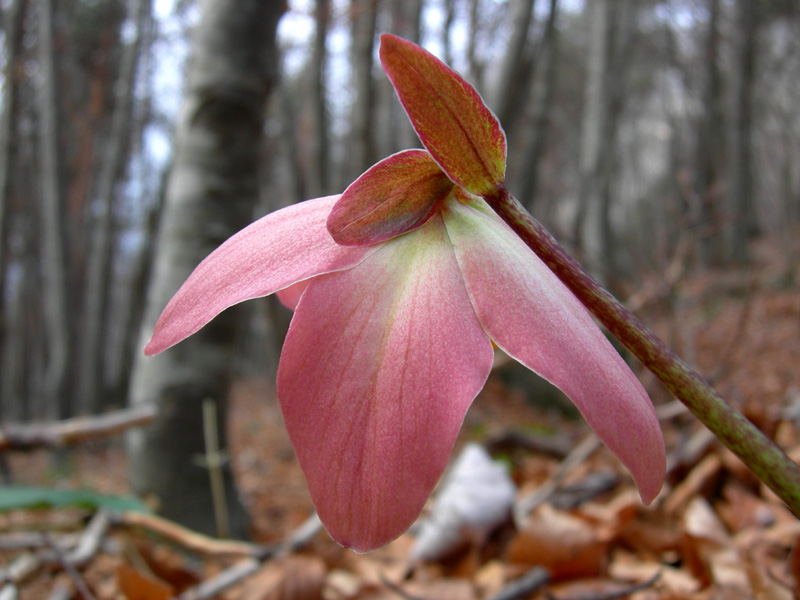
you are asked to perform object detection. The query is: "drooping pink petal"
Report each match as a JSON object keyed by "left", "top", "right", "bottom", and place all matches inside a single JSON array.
[
  {"left": 145, "top": 195, "right": 377, "bottom": 355},
  {"left": 327, "top": 150, "right": 453, "bottom": 246},
  {"left": 443, "top": 197, "right": 665, "bottom": 504},
  {"left": 276, "top": 280, "right": 310, "bottom": 311},
  {"left": 277, "top": 214, "right": 493, "bottom": 552},
  {"left": 379, "top": 34, "right": 506, "bottom": 197}
]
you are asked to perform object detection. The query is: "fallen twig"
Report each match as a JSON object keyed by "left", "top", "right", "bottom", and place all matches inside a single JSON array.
[
  {"left": 111, "top": 510, "right": 260, "bottom": 558},
  {"left": 45, "top": 581, "right": 73, "bottom": 600},
  {"left": 484, "top": 430, "right": 572, "bottom": 460},
  {"left": 0, "top": 553, "right": 39, "bottom": 585},
  {"left": 62, "top": 510, "right": 109, "bottom": 569},
  {"left": 514, "top": 433, "right": 601, "bottom": 523},
  {"left": 0, "top": 404, "right": 157, "bottom": 451},
  {"left": 378, "top": 574, "right": 429, "bottom": 600},
  {"left": 0, "top": 584, "right": 19, "bottom": 600},
  {"left": 42, "top": 532, "right": 96, "bottom": 600},
  {"left": 485, "top": 567, "right": 550, "bottom": 600},
  {"left": 175, "top": 513, "right": 322, "bottom": 600},
  {"left": 544, "top": 570, "right": 661, "bottom": 600},
  {"left": 0, "top": 531, "right": 80, "bottom": 552}
]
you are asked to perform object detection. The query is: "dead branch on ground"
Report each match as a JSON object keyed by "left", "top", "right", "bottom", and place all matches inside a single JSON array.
[{"left": 0, "top": 404, "right": 157, "bottom": 451}]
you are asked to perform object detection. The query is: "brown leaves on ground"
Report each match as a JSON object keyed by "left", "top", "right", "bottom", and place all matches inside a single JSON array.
[{"left": 2, "top": 233, "right": 800, "bottom": 599}]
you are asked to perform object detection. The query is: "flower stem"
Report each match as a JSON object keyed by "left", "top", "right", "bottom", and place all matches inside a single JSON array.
[{"left": 486, "top": 188, "right": 800, "bottom": 515}]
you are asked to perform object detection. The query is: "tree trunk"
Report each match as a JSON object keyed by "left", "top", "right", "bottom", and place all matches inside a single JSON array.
[
  {"left": 127, "top": 0, "right": 283, "bottom": 539},
  {"left": 730, "top": 0, "right": 759, "bottom": 263},
  {"left": 574, "top": 0, "right": 613, "bottom": 272},
  {"left": 516, "top": 0, "right": 559, "bottom": 211},
  {"left": 38, "top": 0, "right": 72, "bottom": 420},
  {"left": 574, "top": 0, "right": 631, "bottom": 283},
  {"left": 77, "top": 0, "right": 150, "bottom": 415},
  {"left": 492, "top": 0, "right": 536, "bottom": 133},
  {"left": 348, "top": 0, "right": 378, "bottom": 182},
  {"left": 694, "top": 0, "right": 726, "bottom": 265},
  {"left": 278, "top": 83, "right": 307, "bottom": 205},
  {"left": 388, "top": 0, "right": 423, "bottom": 152},
  {"left": 308, "top": 0, "right": 331, "bottom": 199},
  {"left": 467, "top": 0, "right": 485, "bottom": 92},
  {"left": 0, "top": 0, "right": 26, "bottom": 288},
  {"left": 442, "top": 0, "right": 456, "bottom": 66}
]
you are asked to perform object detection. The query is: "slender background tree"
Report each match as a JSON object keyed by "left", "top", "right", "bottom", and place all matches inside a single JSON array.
[{"left": 126, "top": 0, "right": 284, "bottom": 537}]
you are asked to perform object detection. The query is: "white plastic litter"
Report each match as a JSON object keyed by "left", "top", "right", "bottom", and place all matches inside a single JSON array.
[{"left": 410, "top": 442, "right": 517, "bottom": 561}]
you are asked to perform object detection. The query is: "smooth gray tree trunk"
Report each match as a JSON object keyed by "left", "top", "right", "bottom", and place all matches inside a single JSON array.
[
  {"left": 574, "top": 0, "right": 613, "bottom": 272},
  {"left": 127, "top": 0, "right": 283, "bottom": 538},
  {"left": 574, "top": 0, "right": 632, "bottom": 284},
  {"left": 517, "top": 0, "right": 559, "bottom": 212},
  {"left": 731, "top": 0, "right": 759, "bottom": 263},
  {"left": 78, "top": 0, "right": 150, "bottom": 415},
  {"left": 308, "top": 0, "right": 331, "bottom": 199},
  {"left": 0, "top": 0, "right": 26, "bottom": 285},
  {"left": 695, "top": 0, "right": 726, "bottom": 266},
  {"left": 348, "top": 0, "right": 378, "bottom": 182},
  {"left": 388, "top": 0, "right": 423, "bottom": 152},
  {"left": 492, "top": 0, "right": 536, "bottom": 133},
  {"left": 38, "top": 0, "right": 71, "bottom": 420}
]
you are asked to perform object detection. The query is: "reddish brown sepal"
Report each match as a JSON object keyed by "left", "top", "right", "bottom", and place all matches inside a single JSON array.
[
  {"left": 379, "top": 34, "right": 506, "bottom": 197},
  {"left": 327, "top": 149, "right": 454, "bottom": 246}
]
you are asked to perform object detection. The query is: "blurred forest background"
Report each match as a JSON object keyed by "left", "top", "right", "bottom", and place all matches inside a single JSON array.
[{"left": 2, "top": 0, "right": 800, "bottom": 542}]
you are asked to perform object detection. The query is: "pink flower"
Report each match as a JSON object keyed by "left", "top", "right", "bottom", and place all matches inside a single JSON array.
[{"left": 145, "top": 35, "right": 665, "bottom": 553}]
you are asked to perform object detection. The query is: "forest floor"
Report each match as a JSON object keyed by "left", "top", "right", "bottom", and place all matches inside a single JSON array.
[{"left": 3, "top": 231, "right": 800, "bottom": 600}]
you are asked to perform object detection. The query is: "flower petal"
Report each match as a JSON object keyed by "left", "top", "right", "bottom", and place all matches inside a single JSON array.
[
  {"left": 443, "top": 197, "right": 665, "bottom": 504},
  {"left": 277, "top": 214, "right": 493, "bottom": 552},
  {"left": 276, "top": 280, "right": 310, "bottom": 311},
  {"left": 379, "top": 34, "right": 506, "bottom": 197},
  {"left": 327, "top": 149, "right": 454, "bottom": 246},
  {"left": 145, "top": 195, "right": 377, "bottom": 355}
]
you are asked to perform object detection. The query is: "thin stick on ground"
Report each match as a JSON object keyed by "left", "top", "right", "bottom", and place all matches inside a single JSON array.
[
  {"left": 41, "top": 533, "right": 97, "bottom": 600},
  {"left": 0, "top": 404, "right": 157, "bottom": 451},
  {"left": 174, "top": 513, "right": 322, "bottom": 600}
]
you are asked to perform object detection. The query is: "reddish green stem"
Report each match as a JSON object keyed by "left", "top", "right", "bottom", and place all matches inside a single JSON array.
[{"left": 485, "top": 188, "right": 800, "bottom": 516}]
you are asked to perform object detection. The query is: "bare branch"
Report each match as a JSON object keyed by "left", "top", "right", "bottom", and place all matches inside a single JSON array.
[
  {"left": 41, "top": 533, "right": 97, "bottom": 600},
  {"left": 175, "top": 514, "right": 322, "bottom": 600},
  {"left": 0, "top": 404, "right": 156, "bottom": 451},
  {"left": 111, "top": 511, "right": 261, "bottom": 558}
]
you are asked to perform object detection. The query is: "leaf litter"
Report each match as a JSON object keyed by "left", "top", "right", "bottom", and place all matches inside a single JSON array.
[{"left": 2, "top": 233, "right": 800, "bottom": 599}]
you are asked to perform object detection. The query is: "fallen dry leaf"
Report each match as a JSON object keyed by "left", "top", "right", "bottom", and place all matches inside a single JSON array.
[
  {"left": 608, "top": 550, "right": 701, "bottom": 595},
  {"left": 116, "top": 563, "right": 173, "bottom": 600},
  {"left": 473, "top": 559, "right": 507, "bottom": 597},
  {"left": 681, "top": 496, "right": 730, "bottom": 584},
  {"left": 506, "top": 504, "right": 608, "bottom": 580},
  {"left": 665, "top": 454, "right": 723, "bottom": 515},
  {"left": 241, "top": 555, "right": 327, "bottom": 600}
]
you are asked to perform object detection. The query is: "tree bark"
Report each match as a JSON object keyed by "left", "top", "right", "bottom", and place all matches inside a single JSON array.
[
  {"left": 443, "top": 0, "right": 456, "bottom": 66},
  {"left": 388, "top": 0, "right": 423, "bottom": 152},
  {"left": 516, "top": 0, "right": 559, "bottom": 211},
  {"left": 38, "top": 0, "right": 72, "bottom": 420},
  {"left": 574, "top": 0, "right": 632, "bottom": 283},
  {"left": 127, "top": 0, "right": 283, "bottom": 538},
  {"left": 730, "top": 0, "right": 759, "bottom": 263},
  {"left": 492, "top": 0, "right": 537, "bottom": 133},
  {"left": 574, "top": 0, "right": 613, "bottom": 270},
  {"left": 467, "top": 0, "right": 485, "bottom": 92},
  {"left": 0, "top": 0, "right": 26, "bottom": 287},
  {"left": 348, "top": 0, "right": 378, "bottom": 182},
  {"left": 308, "top": 0, "right": 331, "bottom": 199},
  {"left": 694, "top": 0, "right": 726, "bottom": 265},
  {"left": 77, "top": 0, "right": 150, "bottom": 415}
]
